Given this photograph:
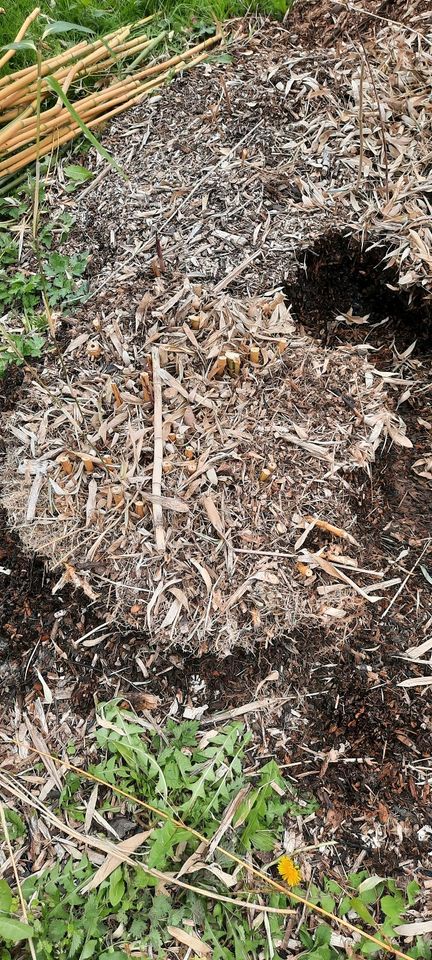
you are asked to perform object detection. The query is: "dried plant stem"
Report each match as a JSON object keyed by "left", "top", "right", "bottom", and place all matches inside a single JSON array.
[
  {"left": 357, "top": 57, "right": 365, "bottom": 188},
  {"left": 357, "top": 33, "right": 390, "bottom": 202},
  {"left": 0, "top": 802, "right": 36, "bottom": 960},
  {"left": 0, "top": 6, "right": 40, "bottom": 72},
  {"left": 151, "top": 346, "right": 165, "bottom": 553}
]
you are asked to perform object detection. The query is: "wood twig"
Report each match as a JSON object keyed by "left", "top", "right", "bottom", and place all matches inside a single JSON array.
[
  {"left": 381, "top": 539, "right": 431, "bottom": 618},
  {"left": 151, "top": 346, "right": 165, "bottom": 553}
]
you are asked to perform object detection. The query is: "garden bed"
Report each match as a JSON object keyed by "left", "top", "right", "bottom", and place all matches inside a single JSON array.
[{"left": 1, "top": 0, "right": 432, "bottom": 906}]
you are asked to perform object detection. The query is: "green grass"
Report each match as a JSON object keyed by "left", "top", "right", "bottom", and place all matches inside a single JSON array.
[{"left": 0, "top": 0, "right": 288, "bottom": 73}]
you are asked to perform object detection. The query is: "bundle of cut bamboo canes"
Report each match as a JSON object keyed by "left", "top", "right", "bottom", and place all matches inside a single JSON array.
[{"left": 0, "top": 9, "right": 221, "bottom": 179}]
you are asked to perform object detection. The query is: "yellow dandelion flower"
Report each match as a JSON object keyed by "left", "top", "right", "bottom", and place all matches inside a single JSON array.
[{"left": 278, "top": 856, "right": 301, "bottom": 887}]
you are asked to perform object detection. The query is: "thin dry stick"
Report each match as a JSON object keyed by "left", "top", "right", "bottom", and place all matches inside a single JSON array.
[
  {"left": 0, "top": 6, "right": 40, "bottom": 72},
  {"left": 6, "top": 737, "right": 414, "bottom": 960},
  {"left": 357, "top": 56, "right": 365, "bottom": 188},
  {"left": 0, "top": 802, "right": 36, "bottom": 960},
  {"left": 381, "top": 539, "right": 431, "bottom": 618},
  {"left": 151, "top": 346, "right": 165, "bottom": 553},
  {"left": 357, "top": 33, "right": 390, "bottom": 203}
]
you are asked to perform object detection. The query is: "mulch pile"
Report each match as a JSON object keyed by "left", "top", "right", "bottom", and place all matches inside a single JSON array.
[
  {"left": 1, "top": 0, "right": 432, "bottom": 885},
  {"left": 2, "top": 2, "right": 432, "bottom": 653}
]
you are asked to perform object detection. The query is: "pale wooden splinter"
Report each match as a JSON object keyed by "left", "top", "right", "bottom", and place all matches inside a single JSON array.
[{"left": 151, "top": 346, "right": 165, "bottom": 553}]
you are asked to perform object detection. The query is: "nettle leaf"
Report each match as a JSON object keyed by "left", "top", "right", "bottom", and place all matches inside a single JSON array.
[
  {"left": 209, "top": 52, "right": 233, "bottom": 64},
  {"left": 0, "top": 918, "right": 33, "bottom": 942},
  {"left": 64, "top": 164, "right": 93, "bottom": 184},
  {"left": 147, "top": 822, "right": 190, "bottom": 871},
  {"left": 407, "top": 880, "right": 421, "bottom": 906},
  {"left": 360, "top": 940, "right": 381, "bottom": 958},
  {"left": 0, "top": 880, "right": 12, "bottom": 914},
  {"left": 314, "top": 924, "right": 332, "bottom": 947},
  {"left": 381, "top": 893, "right": 405, "bottom": 923},
  {"left": 79, "top": 939, "right": 98, "bottom": 960},
  {"left": 42, "top": 21, "right": 94, "bottom": 38},
  {"left": 319, "top": 893, "right": 336, "bottom": 913},
  {"left": 348, "top": 870, "right": 369, "bottom": 889}
]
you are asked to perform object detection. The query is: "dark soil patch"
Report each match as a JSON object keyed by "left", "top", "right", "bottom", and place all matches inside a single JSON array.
[{"left": 285, "top": 231, "right": 432, "bottom": 357}]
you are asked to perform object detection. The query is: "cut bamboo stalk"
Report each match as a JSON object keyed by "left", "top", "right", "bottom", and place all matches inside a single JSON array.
[
  {"left": 0, "top": 19, "right": 138, "bottom": 89},
  {"left": 0, "top": 32, "right": 155, "bottom": 119},
  {"left": 0, "top": 43, "right": 218, "bottom": 160},
  {"left": 2, "top": 65, "right": 165, "bottom": 154},
  {"left": 0, "top": 39, "right": 88, "bottom": 90},
  {"left": 0, "top": 23, "right": 135, "bottom": 108},
  {"left": 0, "top": 73, "right": 166, "bottom": 174},
  {"left": 0, "top": 103, "right": 35, "bottom": 147},
  {"left": 0, "top": 26, "right": 132, "bottom": 111},
  {"left": 3, "top": 44, "right": 165, "bottom": 151},
  {"left": 0, "top": 45, "right": 220, "bottom": 177},
  {"left": 0, "top": 14, "right": 154, "bottom": 90},
  {"left": 0, "top": 7, "right": 40, "bottom": 73}
]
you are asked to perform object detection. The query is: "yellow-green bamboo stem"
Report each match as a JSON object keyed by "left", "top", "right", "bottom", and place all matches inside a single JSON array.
[
  {"left": 1, "top": 31, "right": 215, "bottom": 154},
  {"left": 0, "top": 24, "right": 132, "bottom": 109},
  {"left": 0, "top": 31, "right": 149, "bottom": 115},
  {"left": 0, "top": 7, "right": 40, "bottom": 73},
  {"left": 0, "top": 14, "right": 154, "bottom": 90},
  {"left": 1, "top": 33, "right": 166, "bottom": 152},
  {"left": 0, "top": 47, "right": 218, "bottom": 177}
]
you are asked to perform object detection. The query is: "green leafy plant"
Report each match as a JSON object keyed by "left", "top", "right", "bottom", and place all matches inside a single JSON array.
[
  {"left": 0, "top": 245, "right": 88, "bottom": 369},
  {"left": 298, "top": 873, "right": 427, "bottom": 960},
  {"left": 0, "top": 329, "right": 45, "bottom": 376},
  {"left": 0, "top": 706, "right": 427, "bottom": 960},
  {"left": 1, "top": 705, "right": 316, "bottom": 959},
  {"left": 63, "top": 164, "right": 94, "bottom": 192}
]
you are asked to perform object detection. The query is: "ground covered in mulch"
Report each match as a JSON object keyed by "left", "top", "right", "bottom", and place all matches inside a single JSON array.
[{"left": 1, "top": 0, "right": 432, "bottom": 895}]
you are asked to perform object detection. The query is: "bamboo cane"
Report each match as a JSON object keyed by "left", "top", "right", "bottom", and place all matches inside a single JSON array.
[
  {"left": 0, "top": 24, "right": 130, "bottom": 90},
  {"left": 0, "top": 7, "right": 40, "bottom": 73},
  {"left": 0, "top": 47, "right": 217, "bottom": 178},
  {"left": 0, "top": 39, "right": 88, "bottom": 90},
  {"left": 0, "top": 26, "right": 132, "bottom": 111},
  {"left": 0, "top": 33, "right": 166, "bottom": 152},
  {"left": 0, "top": 13, "right": 155, "bottom": 90},
  {"left": 0, "top": 31, "right": 153, "bottom": 116},
  {"left": 0, "top": 64, "right": 184, "bottom": 171},
  {"left": 0, "top": 22, "right": 141, "bottom": 108},
  {"left": 0, "top": 32, "right": 219, "bottom": 156}
]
